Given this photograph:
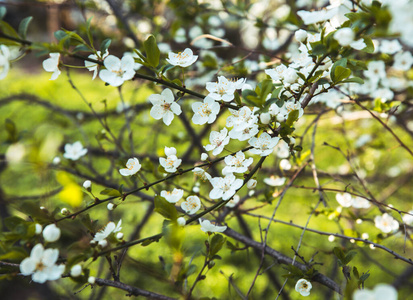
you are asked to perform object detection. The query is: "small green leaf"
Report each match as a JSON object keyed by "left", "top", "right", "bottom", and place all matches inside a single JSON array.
[
  {"left": 100, "top": 38, "right": 111, "bottom": 53},
  {"left": 311, "top": 43, "right": 327, "bottom": 56},
  {"left": 54, "top": 30, "right": 68, "bottom": 41},
  {"left": 144, "top": 35, "right": 160, "bottom": 68},
  {"left": 0, "top": 7, "right": 6, "bottom": 19},
  {"left": 0, "top": 20, "right": 19, "bottom": 38},
  {"left": 353, "top": 266, "right": 360, "bottom": 279},
  {"left": 340, "top": 77, "right": 364, "bottom": 84},
  {"left": 100, "top": 188, "right": 122, "bottom": 197},
  {"left": 359, "top": 271, "right": 370, "bottom": 282},
  {"left": 286, "top": 110, "right": 299, "bottom": 126},
  {"left": 334, "top": 66, "right": 351, "bottom": 83},
  {"left": 333, "top": 247, "right": 346, "bottom": 262},
  {"left": 154, "top": 195, "right": 178, "bottom": 220},
  {"left": 330, "top": 58, "right": 347, "bottom": 82},
  {"left": 362, "top": 37, "right": 375, "bottom": 53},
  {"left": 209, "top": 234, "right": 226, "bottom": 258},
  {"left": 18, "top": 16, "right": 32, "bottom": 39},
  {"left": 343, "top": 251, "right": 357, "bottom": 264}
]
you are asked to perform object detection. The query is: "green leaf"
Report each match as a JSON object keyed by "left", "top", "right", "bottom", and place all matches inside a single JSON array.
[
  {"left": 62, "top": 29, "right": 86, "bottom": 45},
  {"left": 154, "top": 195, "right": 178, "bottom": 220},
  {"left": 308, "top": 70, "right": 324, "bottom": 83},
  {"left": 0, "top": 7, "right": 6, "bottom": 19},
  {"left": 311, "top": 42, "right": 327, "bottom": 56},
  {"left": 343, "top": 251, "right": 357, "bottom": 264},
  {"left": 144, "top": 35, "right": 160, "bottom": 68},
  {"left": 0, "top": 20, "right": 19, "bottom": 38},
  {"left": 353, "top": 266, "right": 360, "bottom": 279},
  {"left": 359, "top": 271, "right": 370, "bottom": 282},
  {"left": 362, "top": 37, "right": 375, "bottom": 53},
  {"left": 330, "top": 58, "right": 347, "bottom": 82},
  {"left": 5, "top": 118, "right": 18, "bottom": 143},
  {"left": 286, "top": 110, "right": 299, "bottom": 127},
  {"left": 334, "top": 66, "right": 351, "bottom": 83},
  {"left": 86, "top": 17, "right": 94, "bottom": 48},
  {"left": 209, "top": 234, "right": 226, "bottom": 258},
  {"left": 100, "top": 188, "right": 122, "bottom": 197},
  {"left": 73, "top": 44, "right": 90, "bottom": 53},
  {"left": 340, "top": 77, "right": 364, "bottom": 84},
  {"left": 4, "top": 216, "right": 25, "bottom": 231},
  {"left": 54, "top": 30, "right": 68, "bottom": 41},
  {"left": 333, "top": 247, "right": 346, "bottom": 262},
  {"left": 259, "top": 79, "right": 274, "bottom": 102},
  {"left": 100, "top": 38, "right": 111, "bottom": 53},
  {"left": 18, "top": 16, "right": 32, "bottom": 39}
]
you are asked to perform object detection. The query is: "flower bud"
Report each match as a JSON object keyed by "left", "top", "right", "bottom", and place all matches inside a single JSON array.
[
  {"left": 247, "top": 179, "right": 257, "bottom": 189},
  {"left": 43, "top": 224, "right": 61, "bottom": 242},
  {"left": 107, "top": 203, "right": 115, "bottom": 211},
  {"left": 260, "top": 112, "right": 271, "bottom": 124},
  {"left": 295, "top": 29, "right": 307, "bottom": 43},
  {"left": 35, "top": 224, "right": 43, "bottom": 235},
  {"left": 98, "top": 239, "right": 108, "bottom": 248},
  {"left": 52, "top": 157, "right": 61, "bottom": 165},
  {"left": 200, "top": 153, "right": 208, "bottom": 161},
  {"left": 61, "top": 208, "right": 69, "bottom": 215},
  {"left": 116, "top": 232, "right": 124, "bottom": 240},
  {"left": 177, "top": 217, "right": 186, "bottom": 227},
  {"left": 83, "top": 180, "right": 92, "bottom": 190},
  {"left": 70, "top": 264, "right": 82, "bottom": 277},
  {"left": 88, "top": 276, "right": 96, "bottom": 284}
]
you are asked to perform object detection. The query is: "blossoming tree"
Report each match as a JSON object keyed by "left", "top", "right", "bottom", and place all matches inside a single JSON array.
[{"left": 0, "top": 0, "right": 412, "bottom": 299}]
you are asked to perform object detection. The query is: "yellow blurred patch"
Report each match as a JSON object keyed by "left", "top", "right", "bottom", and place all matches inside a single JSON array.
[{"left": 56, "top": 172, "right": 83, "bottom": 207}]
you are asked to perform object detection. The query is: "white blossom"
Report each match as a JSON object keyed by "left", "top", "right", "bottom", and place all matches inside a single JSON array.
[
  {"left": 85, "top": 50, "right": 109, "bottom": 80},
  {"left": 225, "top": 195, "right": 240, "bottom": 208},
  {"left": 181, "top": 195, "right": 201, "bottom": 215},
  {"left": 222, "top": 151, "right": 253, "bottom": 174},
  {"left": 353, "top": 284, "right": 398, "bottom": 300},
  {"left": 380, "top": 40, "right": 402, "bottom": 55},
  {"left": 63, "top": 141, "right": 88, "bottom": 161},
  {"left": 160, "top": 188, "right": 184, "bottom": 203},
  {"left": 200, "top": 153, "right": 208, "bottom": 161},
  {"left": 166, "top": 48, "right": 198, "bottom": 67},
  {"left": 43, "top": 224, "right": 61, "bottom": 243},
  {"left": 88, "top": 276, "right": 96, "bottom": 284},
  {"left": 93, "top": 220, "right": 122, "bottom": 242},
  {"left": 334, "top": 28, "right": 355, "bottom": 46},
  {"left": 393, "top": 51, "right": 413, "bottom": 71},
  {"left": 116, "top": 232, "right": 124, "bottom": 240},
  {"left": 177, "top": 217, "right": 186, "bottom": 226},
  {"left": 199, "top": 219, "right": 227, "bottom": 233},
  {"left": 20, "top": 244, "right": 65, "bottom": 283},
  {"left": 35, "top": 224, "right": 43, "bottom": 235},
  {"left": 279, "top": 159, "right": 292, "bottom": 170},
  {"left": 295, "top": 278, "right": 312, "bottom": 296},
  {"left": 209, "top": 174, "right": 243, "bottom": 200},
  {"left": 149, "top": 88, "right": 181, "bottom": 126},
  {"left": 246, "top": 179, "right": 257, "bottom": 189},
  {"left": 0, "top": 45, "right": 11, "bottom": 80},
  {"left": 297, "top": 7, "right": 339, "bottom": 25},
  {"left": 263, "top": 176, "right": 286, "bottom": 186},
  {"left": 248, "top": 132, "right": 280, "bottom": 156},
  {"left": 99, "top": 55, "right": 135, "bottom": 87},
  {"left": 206, "top": 76, "right": 245, "bottom": 102},
  {"left": 192, "top": 96, "right": 220, "bottom": 125},
  {"left": 119, "top": 157, "right": 141, "bottom": 176},
  {"left": 204, "top": 128, "right": 230, "bottom": 156},
  {"left": 402, "top": 210, "right": 413, "bottom": 226},
  {"left": 107, "top": 203, "right": 115, "bottom": 211},
  {"left": 83, "top": 180, "right": 92, "bottom": 189},
  {"left": 352, "top": 196, "right": 371, "bottom": 209},
  {"left": 374, "top": 213, "right": 399, "bottom": 233},
  {"left": 295, "top": 29, "right": 308, "bottom": 42},
  {"left": 42, "top": 53, "right": 61, "bottom": 80},
  {"left": 192, "top": 167, "right": 212, "bottom": 182},
  {"left": 265, "top": 64, "right": 287, "bottom": 82},
  {"left": 159, "top": 146, "right": 182, "bottom": 173},
  {"left": 336, "top": 193, "right": 353, "bottom": 208}
]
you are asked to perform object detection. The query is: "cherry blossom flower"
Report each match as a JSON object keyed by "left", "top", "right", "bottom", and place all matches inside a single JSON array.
[
  {"left": 265, "top": 64, "right": 287, "bottom": 82},
  {"left": 166, "top": 48, "right": 198, "bottom": 67},
  {"left": 222, "top": 151, "right": 253, "bottom": 174},
  {"left": 225, "top": 195, "right": 240, "bottom": 208},
  {"left": 279, "top": 101, "right": 304, "bottom": 120},
  {"left": 161, "top": 188, "right": 184, "bottom": 203},
  {"left": 336, "top": 193, "right": 353, "bottom": 208},
  {"left": 204, "top": 128, "right": 230, "bottom": 156},
  {"left": 209, "top": 174, "right": 243, "bottom": 200},
  {"left": 43, "top": 53, "right": 61, "bottom": 80},
  {"left": 192, "top": 167, "right": 212, "bottom": 182},
  {"left": 99, "top": 54, "right": 135, "bottom": 87},
  {"left": 20, "top": 244, "right": 65, "bottom": 283},
  {"left": 263, "top": 176, "right": 286, "bottom": 186},
  {"left": 226, "top": 107, "right": 257, "bottom": 133},
  {"left": 0, "top": 45, "right": 10, "bottom": 80},
  {"left": 63, "top": 141, "right": 88, "bottom": 161},
  {"left": 206, "top": 76, "right": 245, "bottom": 102},
  {"left": 295, "top": 278, "right": 312, "bottom": 296},
  {"left": 159, "top": 146, "right": 182, "bottom": 173},
  {"left": 85, "top": 50, "right": 109, "bottom": 80},
  {"left": 297, "top": 7, "right": 339, "bottom": 25},
  {"left": 402, "top": 210, "right": 413, "bottom": 226},
  {"left": 353, "top": 284, "right": 398, "bottom": 300},
  {"left": 380, "top": 40, "right": 402, "bottom": 55},
  {"left": 375, "top": 213, "right": 399, "bottom": 233},
  {"left": 352, "top": 196, "right": 371, "bottom": 209},
  {"left": 246, "top": 179, "right": 257, "bottom": 189},
  {"left": 149, "top": 88, "right": 182, "bottom": 126},
  {"left": 393, "top": 51, "right": 413, "bottom": 71},
  {"left": 363, "top": 61, "right": 386, "bottom": 84},
  {"left": 119, "top": 157, "right": 141, "bottom": 176},
  {"left": 43, "top": 224, "right": 61, "bottom": 242},
  {"left": 199, "top": 219, "right": 227, "bottom": 233},
  {"left": 181, "top": 195, "right": 201, "bottom": 214},
  {"left": 93, "top": 220, "right": 122, "bottom": 243},
  {"left": 334, "top": 28, "right": 355, "bottom": 46},
  {"left": 192, "top": 96, "right": 220, "bottom": 125},
  {"left": 248, "top": 132, "right": 280, "bottom": 156},
  {"left": 295, "top": 29, "right": 308, "bottom": 42}
]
